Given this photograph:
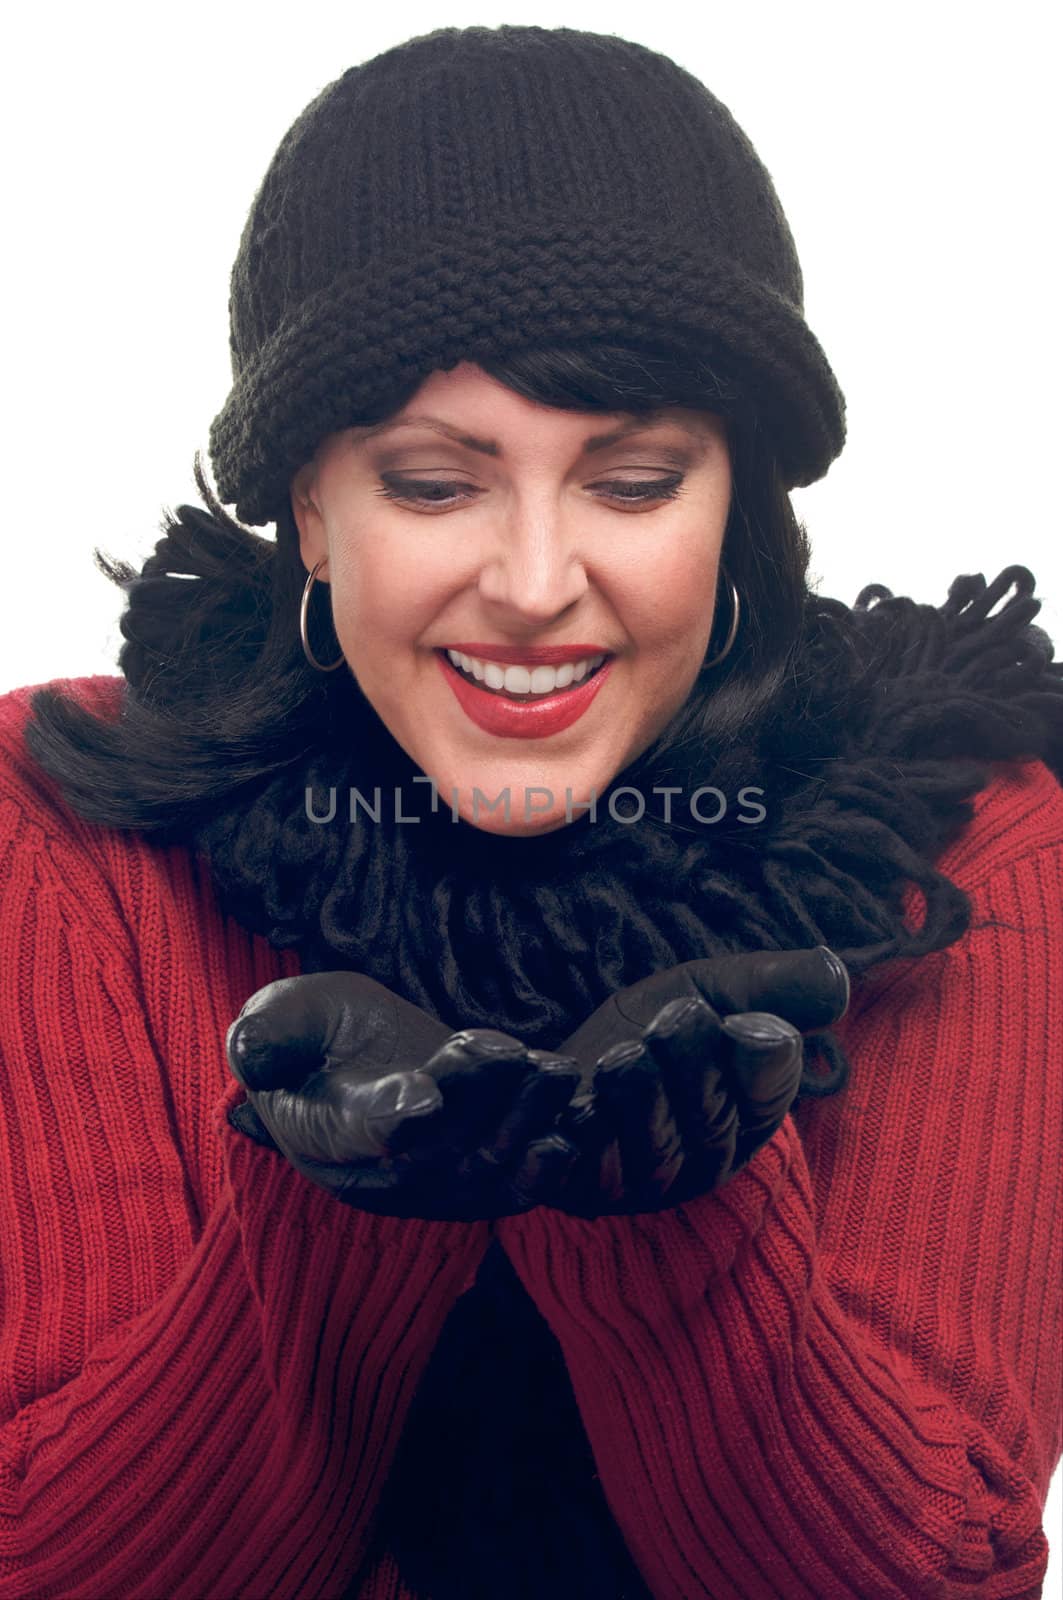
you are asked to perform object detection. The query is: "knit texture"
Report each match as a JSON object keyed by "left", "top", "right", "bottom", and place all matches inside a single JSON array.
[
  {"left": 0, "top": 673, "right": 1060, "bottom": 1598},
  {"left": 208, "top": 24, "right": 846, "bottom": 524}
]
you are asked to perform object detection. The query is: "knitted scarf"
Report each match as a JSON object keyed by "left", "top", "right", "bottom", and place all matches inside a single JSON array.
[{"left": 181, "top": 564, "right": 1061, "bottom": 1600}]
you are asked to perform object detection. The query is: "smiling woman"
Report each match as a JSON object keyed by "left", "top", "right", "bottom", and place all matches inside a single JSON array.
[
  {"left": 289, "top": 364, "right": 735, "bottom": 832},
  {"left": 1, "top": 22, "right": 1061, "bottom": 1600}
]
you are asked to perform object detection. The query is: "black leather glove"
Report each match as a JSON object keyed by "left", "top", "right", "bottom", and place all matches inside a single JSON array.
[
  {"left": 534, "top": 946, "right": 851, "bottom": 1217},
  {"left": 225, "top": 972, "right": 583, "bottom": 1220}
]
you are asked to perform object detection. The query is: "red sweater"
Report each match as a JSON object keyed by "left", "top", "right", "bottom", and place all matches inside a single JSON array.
[{"left": 0, "top": 673, "right": 1059, "bottom": 1600}]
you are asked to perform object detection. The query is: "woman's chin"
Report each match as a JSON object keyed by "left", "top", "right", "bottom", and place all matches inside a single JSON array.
[
  {"left": 419, "top": 765, "right": 611, "bottom": 837},
  {"left": 451, "top": 784, "right": 597, "bottom": 836},
  {"left": 462, "top": 806, "right": 576, "bottom": 838}
]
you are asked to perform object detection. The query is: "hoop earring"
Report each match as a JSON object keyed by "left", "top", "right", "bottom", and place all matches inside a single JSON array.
[
  {"left": 703, "top": 576, "right": 741, "bottom": 668},
  {"left": 299, "top": 558, "right": 346, "bottom": 673}
]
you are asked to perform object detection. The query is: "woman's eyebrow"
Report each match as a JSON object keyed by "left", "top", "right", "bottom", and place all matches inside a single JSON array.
[{"left": 356, "top": 415, "right": 710, "bottom": 456}]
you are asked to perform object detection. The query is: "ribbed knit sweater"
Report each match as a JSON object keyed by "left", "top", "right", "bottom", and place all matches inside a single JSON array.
[{"left": 0, "top": 673, "right": 1060, "bottom": 1600}]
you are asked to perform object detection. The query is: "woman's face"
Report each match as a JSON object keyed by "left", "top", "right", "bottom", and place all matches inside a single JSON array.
[{"left": 291, "top": 361, "right": 732, "bottom": 836}]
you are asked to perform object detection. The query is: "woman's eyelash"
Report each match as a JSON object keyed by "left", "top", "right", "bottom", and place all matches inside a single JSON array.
[{"left": 371, "top": 474, "right": 687, "bottom": 507}]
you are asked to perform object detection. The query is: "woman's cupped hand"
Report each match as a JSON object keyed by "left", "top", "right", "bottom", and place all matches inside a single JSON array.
[
  {"left": 224, "top": 949, "right": 849, "bottom": 1222},
  {"left": 225, "top": 972, "right": 583, "bottom": 1221}
]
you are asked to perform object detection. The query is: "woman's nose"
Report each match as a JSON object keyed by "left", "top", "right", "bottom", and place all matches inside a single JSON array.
[{"left": 476, "top": 515, "right": 589, "bottom": 625}]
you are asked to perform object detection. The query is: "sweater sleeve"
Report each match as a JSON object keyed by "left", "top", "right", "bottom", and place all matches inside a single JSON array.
[
  {"left": 495, "top": 840, "right": 1062, "bottom": 1599},
  {"left": 0, "top": 749, "right": 490, "bottom": 1599}
]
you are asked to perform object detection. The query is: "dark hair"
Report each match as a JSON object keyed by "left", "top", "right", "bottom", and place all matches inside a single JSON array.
[{"left": 23, "top": 339, "right": 809, "bottom": 834}]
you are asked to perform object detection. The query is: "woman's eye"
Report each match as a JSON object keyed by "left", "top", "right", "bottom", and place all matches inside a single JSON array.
[
  {"left": 372, "top": 478, "right": 471, "bottom": 506},
  {"left": 598, "top": 475, "right": 686, "bottom": 503},
  {"left": 371, "top": 474, "right": 686, "bottom": 507}
]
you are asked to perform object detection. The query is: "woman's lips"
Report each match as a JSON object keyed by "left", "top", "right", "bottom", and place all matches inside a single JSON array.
[{"left": 435, "top": 649, "right": 614, "bottom": 739}]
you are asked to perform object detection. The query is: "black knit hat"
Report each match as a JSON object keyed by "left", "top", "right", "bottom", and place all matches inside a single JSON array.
[{"left": 209, "top": 24, "right": 846, "bottom": 527}]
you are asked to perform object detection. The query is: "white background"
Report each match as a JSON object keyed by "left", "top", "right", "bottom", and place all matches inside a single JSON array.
[{"left": 2, "top": 2, "right": 1060, "bottom": 1587}]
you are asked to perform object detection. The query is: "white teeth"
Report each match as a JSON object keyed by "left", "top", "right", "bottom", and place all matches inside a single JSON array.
[{"left": 445, "top": 649, "right": 607, "bottom": 697}]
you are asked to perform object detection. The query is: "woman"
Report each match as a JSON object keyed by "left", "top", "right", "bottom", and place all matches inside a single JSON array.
[{"left": 1, "top": 23, "right": 1060, "bottom": 1600}]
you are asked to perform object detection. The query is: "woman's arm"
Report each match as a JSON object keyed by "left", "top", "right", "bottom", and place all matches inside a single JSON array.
[
  {"left": 496, "top": 829, "right": 1061, "bottom": 1598},
  {"left": 0, "top": 724, "right": 489, "bottom": 1600}
]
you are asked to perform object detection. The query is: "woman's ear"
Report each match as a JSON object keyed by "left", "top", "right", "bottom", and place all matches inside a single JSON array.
[{"left": 290, "top": 463, "right": 328, "bottom": 573}]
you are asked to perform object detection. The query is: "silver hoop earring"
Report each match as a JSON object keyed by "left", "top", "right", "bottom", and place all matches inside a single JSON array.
[
  {"left": 703, "top": 577, "right": 741, "bottom": 668},
  {"left": 299, "top": 558, "right": 345, "bottom": 673}
]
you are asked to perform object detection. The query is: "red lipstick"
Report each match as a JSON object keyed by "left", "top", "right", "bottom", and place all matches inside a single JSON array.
[{"left": 435, "top": 649, "right": 614, "bottom": 739}]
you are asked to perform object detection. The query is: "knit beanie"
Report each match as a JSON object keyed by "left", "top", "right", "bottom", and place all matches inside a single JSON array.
[{"left": 209, "top": 24, "right": 846, "bottom": 527}]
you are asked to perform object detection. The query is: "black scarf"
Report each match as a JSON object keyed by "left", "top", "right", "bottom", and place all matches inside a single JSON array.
[{"left": 184, "top": 566, "right": 1061, "bottom": 1599}]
